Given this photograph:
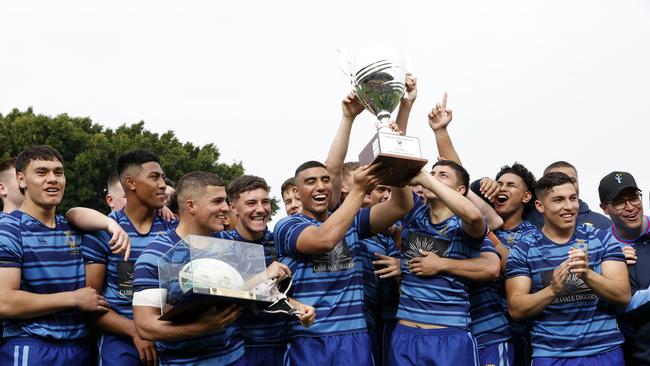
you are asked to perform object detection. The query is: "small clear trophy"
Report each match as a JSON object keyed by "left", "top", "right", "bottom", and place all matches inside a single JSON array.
[
  {"left": 157, "top": 235, "right": 295, "bottom": 322},
  {"left": 340, "top": 46, "right": 428, "bottom": 186}
]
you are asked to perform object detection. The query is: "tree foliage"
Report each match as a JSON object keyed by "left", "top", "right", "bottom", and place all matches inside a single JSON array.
[{"left": 0, "top": 108, "right": 274, "bottom": 214}]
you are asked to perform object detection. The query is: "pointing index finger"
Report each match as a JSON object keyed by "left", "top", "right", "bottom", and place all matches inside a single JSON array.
[{"left": 442, "top": 92, "right": 448, "bottom": 109}]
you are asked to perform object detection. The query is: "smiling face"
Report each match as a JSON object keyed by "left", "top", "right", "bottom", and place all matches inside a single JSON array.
[
  {"left": 192, "top": 185, "right": 229, "bottom": 233},
  {"left": 536, "top": 182, "right": 579, "bottom": 232},
  {"left": 232, "top": 188, "right": 271, "bottom": 238},
  {"left": 494, "top": 172, "right": 532, "bottom": 220},
  {"left": 294, "top": 166, "right": 332, "bottom": 219},
  {"left": 367, "top": 185, "right": 391, "bottom": 207},
  {"left": 17, "top": 159, "right": 65, "bottom": 210},
  {"left": 602, "top": 187, "right": 644, "bottom": 234}
]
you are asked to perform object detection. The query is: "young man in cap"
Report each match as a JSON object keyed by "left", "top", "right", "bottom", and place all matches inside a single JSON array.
[
  {"left": 506, "top": 172, "right": 630, "bottom": 365},
  {"left": 598, "top": 171, "right": 650, "bottom": 365}
]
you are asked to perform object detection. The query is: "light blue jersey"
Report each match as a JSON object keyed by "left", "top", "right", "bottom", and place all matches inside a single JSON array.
[{"left": 506, "top": 225, "right": 625, "bottom": 358}]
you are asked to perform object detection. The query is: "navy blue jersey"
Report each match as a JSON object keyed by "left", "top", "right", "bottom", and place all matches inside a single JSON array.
[
  {"left": 133, "top": 230, "right": 244, "bottom": 365},
  {"left": 398, "top": 195, "right": 488, "bottom": 328},
  {"left": 216, "top": 228, "right": 288, "bottom": 347},
  {"left": 506, "top": 225, "right": 625, "bottom": 357},
  {"left": 468, "top": 243, "right": 511, "bottom": 348},
  {"left": 0, "top": 211, "right": 87, "bottom": 340},
  {"left": 358, "top": 231, "right": 400, "bottom": 328},
  {"left": 82, "top": 209, "right": 173, "bottom": 319},
  {"left": 273, "top": 209, "right": 372, "bottom": 337}
]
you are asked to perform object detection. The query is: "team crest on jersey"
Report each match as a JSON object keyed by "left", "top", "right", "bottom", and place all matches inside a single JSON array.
[
  {"left": 65, "top": 231, "right": 80, "bottom": 255},
  {"left": 541, "top": 269, "right": 597, "bottom": 304},
  {"left": 403, "top": 231, "right": 450, "bottom": 265},
  {"left": 312, "top": 239, "right": 354, "bottom": 273}
]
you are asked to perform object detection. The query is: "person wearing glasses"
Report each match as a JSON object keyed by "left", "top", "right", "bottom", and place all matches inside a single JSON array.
[{"left": 598, "top": 171, "right": 650, "bottom": 365}]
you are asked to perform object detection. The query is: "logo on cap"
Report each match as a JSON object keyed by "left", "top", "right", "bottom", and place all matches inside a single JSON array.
[{"left": 615, "top": 174, "right": 623, "bottom": 184}]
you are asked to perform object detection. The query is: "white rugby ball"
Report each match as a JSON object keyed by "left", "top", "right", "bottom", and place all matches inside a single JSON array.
[{"left": 178, "top": 258, "right": 246, "bottom": 293}]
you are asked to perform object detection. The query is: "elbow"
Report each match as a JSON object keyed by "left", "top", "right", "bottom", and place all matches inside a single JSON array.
[
  {"left": 508, "top": 307, "right": 526, "bottom": 321},
  {"left": 616, "top": 288, "right": 632, "bottom": 308},
  {"left": 486, "top": 263, "right": 500, "bottom": 281},
  {"left": 488, "top": 216, "right": 504, "bottom": 231}
]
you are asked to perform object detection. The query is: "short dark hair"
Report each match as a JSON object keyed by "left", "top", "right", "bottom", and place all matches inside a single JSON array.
[
  {"left": 280, "top": 177, "right": 295, "bottom": 195},
  {"left": 535, "top": 172, "right": 575, "bottom": 200},
  {"left": 116, "top": 149, "right": 161, "bottom": 179},
  {"left": 0, "top": 157, "right": 16, "bottom": 174},
  {"left": 496, "top": 162, "right": 537, "bottom": 214},
  {"left": 431, "top": 160, "right": 470, "bottom": 196},
  {"left": 342, "top": 161, "right": 360, "bottom": 176},
  {"left": 295, "top": 160, "right": 326, "bottom": 178},
  {"left": 15, "top": 145, "right": 63, "bottom": 174},
  {"left": 227, "top": 175, "right": 270, "bottom": 202},
  {"left": 543, "top": 161, "right": 577, "bottom": 177},
  {"left": 176, "top": 171, "right": 224, "bottom": 202}
]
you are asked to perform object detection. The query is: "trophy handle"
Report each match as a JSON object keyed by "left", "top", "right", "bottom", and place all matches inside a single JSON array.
[{"left": 337, "top": 49, "right": 354, "bottom": 81}]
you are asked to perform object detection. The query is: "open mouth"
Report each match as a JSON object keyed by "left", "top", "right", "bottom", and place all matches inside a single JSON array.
[
  {"left": 495, "top": 194, "right": 508, "bottom": 204},
  {"left": 313, "top": 194, "right": 327, "bottom": 203},
  {"left": 251, "top": 215, "right": 267, "bottom": 223}
]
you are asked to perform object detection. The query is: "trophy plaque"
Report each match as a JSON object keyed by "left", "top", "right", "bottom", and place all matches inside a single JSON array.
[
  {"left": 158, "top": 235, "right": 295, "bottom": 322},
  {"left": 342, "top": 47, "right": 428, "bottom": 186}
]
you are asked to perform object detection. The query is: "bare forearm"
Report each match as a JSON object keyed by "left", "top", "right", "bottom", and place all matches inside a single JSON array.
[
  {"left": 395, "top": 102, "right": 413, "bottom": 134},
  {"left": 416, "top": 174, "right": 484, "bottom": 231},
  {"left": 95, "top": 309, "right": 138, "bottom": 338},
  {"left": 0, "top": 290, "right": 75, "bottom": 319},
  {"left": 508, "top": 286, "right": 555, "bottom": 320},
  {"left": 325, "top": 116, "right": 354, "bottom": 208},
  {"left": 134, "top": 308, "right": 211, "bottom": 342},
  {"left": 434, "top": 128, "right": 461, "bottom": 164},
  {"left": 66, "top": 207, "right": 109, "bottom": 231},
  {"left": 468, "top": 191, "right": 503, "bottom": 231},
  {"left": 369, "top": 186, "right": 413, "bottom": 234},
  {"left": 441, "top": 257, "right": 499, "bottom": 282},
  {"left": 585, "top": 270, "right": 631, "bottom": 306}
]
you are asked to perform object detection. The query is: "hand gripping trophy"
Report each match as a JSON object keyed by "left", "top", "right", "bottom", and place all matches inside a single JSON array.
[{"left": 341, "top": 46, "right": 427, "bottom": 186}]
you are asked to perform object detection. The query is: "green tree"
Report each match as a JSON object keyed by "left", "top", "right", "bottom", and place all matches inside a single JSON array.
[{"left": 0, "top": 108, "right": 279, "bottom": 215}]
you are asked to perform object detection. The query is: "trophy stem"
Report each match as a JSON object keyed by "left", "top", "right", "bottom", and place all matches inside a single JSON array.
[{"left": 376, "top": 113, "right": 394, "bottom": 133}]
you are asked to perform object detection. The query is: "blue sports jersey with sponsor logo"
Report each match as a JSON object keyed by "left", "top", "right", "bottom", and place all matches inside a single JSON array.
[
  {"left": 133, "top": 230, "right": 244, "bottom": 365},
  {"left": 0, "top": 211, "right": 87, "bottom": 340},
  {"left": 82, "top": 209, "right": 173, "bottom": 319},
  {"left": 273, "top": 209, "right": 372, "bottom": 337},
  {"left": 398, "top": 194, "right": 489, "bottom": 328},
  {"left": 505, "top": 225, "right": 625, "bottom": 358},
  {"left": 216, "top": 228, "right": 288, "bottom": 347}
]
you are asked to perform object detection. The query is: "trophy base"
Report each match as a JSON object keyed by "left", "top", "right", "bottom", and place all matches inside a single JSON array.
[
  {"left": 159, "top": 287, "right": 272, "bottom": 323},
  {"left": 359, "top": 132, "right": 428, "bottom": 187}
]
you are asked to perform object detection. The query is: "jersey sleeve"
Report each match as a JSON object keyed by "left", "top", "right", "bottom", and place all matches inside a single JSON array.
[
  {"left": 81, "top": 230, "right": 111, "bottom": 264},
  {"left": 505, "top": 243, "right": 531, "bottom": 279},
  {"left": 0, "top": 219, "right": 23, "bottom": 268},
  {"left": 133, "top": 247, "right": 162, "bottom": 292},
  {"left": 273, "top": 216, "right": 311, "bottom": 258},
  {"left": 356, "top": 208, "right": 372, "bottom": 240},
  {"left": 601, "top": 231, "right": 626, "bottom": 262}
]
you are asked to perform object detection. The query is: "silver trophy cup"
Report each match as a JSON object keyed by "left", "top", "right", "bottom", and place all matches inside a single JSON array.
[{"left": 341, "top": 47, "right": 427, "bottom": 186}]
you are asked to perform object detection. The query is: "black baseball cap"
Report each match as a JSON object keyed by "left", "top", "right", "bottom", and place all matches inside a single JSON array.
[{"left": 598, "top": 171, "right": 639, "bottom": 203}]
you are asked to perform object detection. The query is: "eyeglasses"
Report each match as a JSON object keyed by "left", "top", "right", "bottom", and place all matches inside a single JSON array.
[{"left": 608, "top": 193, "right": 643, "bottom": 211}]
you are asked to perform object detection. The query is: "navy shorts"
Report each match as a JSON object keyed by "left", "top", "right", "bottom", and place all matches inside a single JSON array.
[
  {"left": 244, "top": 345, "right": 285, "bottom": 366},
  {"left": 98, "top": 332, "right": 141, "bottom": 366},
  {"left": 478, "top": 340, "right": 513, "bottom": 366},
  {"left": 0, "top": 337, "right": 91, "bottom": 366},
  {"left": 387, "top": 324, "right": 479, "bottom": 366},
  {"left": 284, "top": 332, "right": 374, "bottom": 366}
]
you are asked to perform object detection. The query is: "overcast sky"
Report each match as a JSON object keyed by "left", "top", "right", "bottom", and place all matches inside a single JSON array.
[{"left": 2, "top": 0, "right": 649, "bottom": 226}]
